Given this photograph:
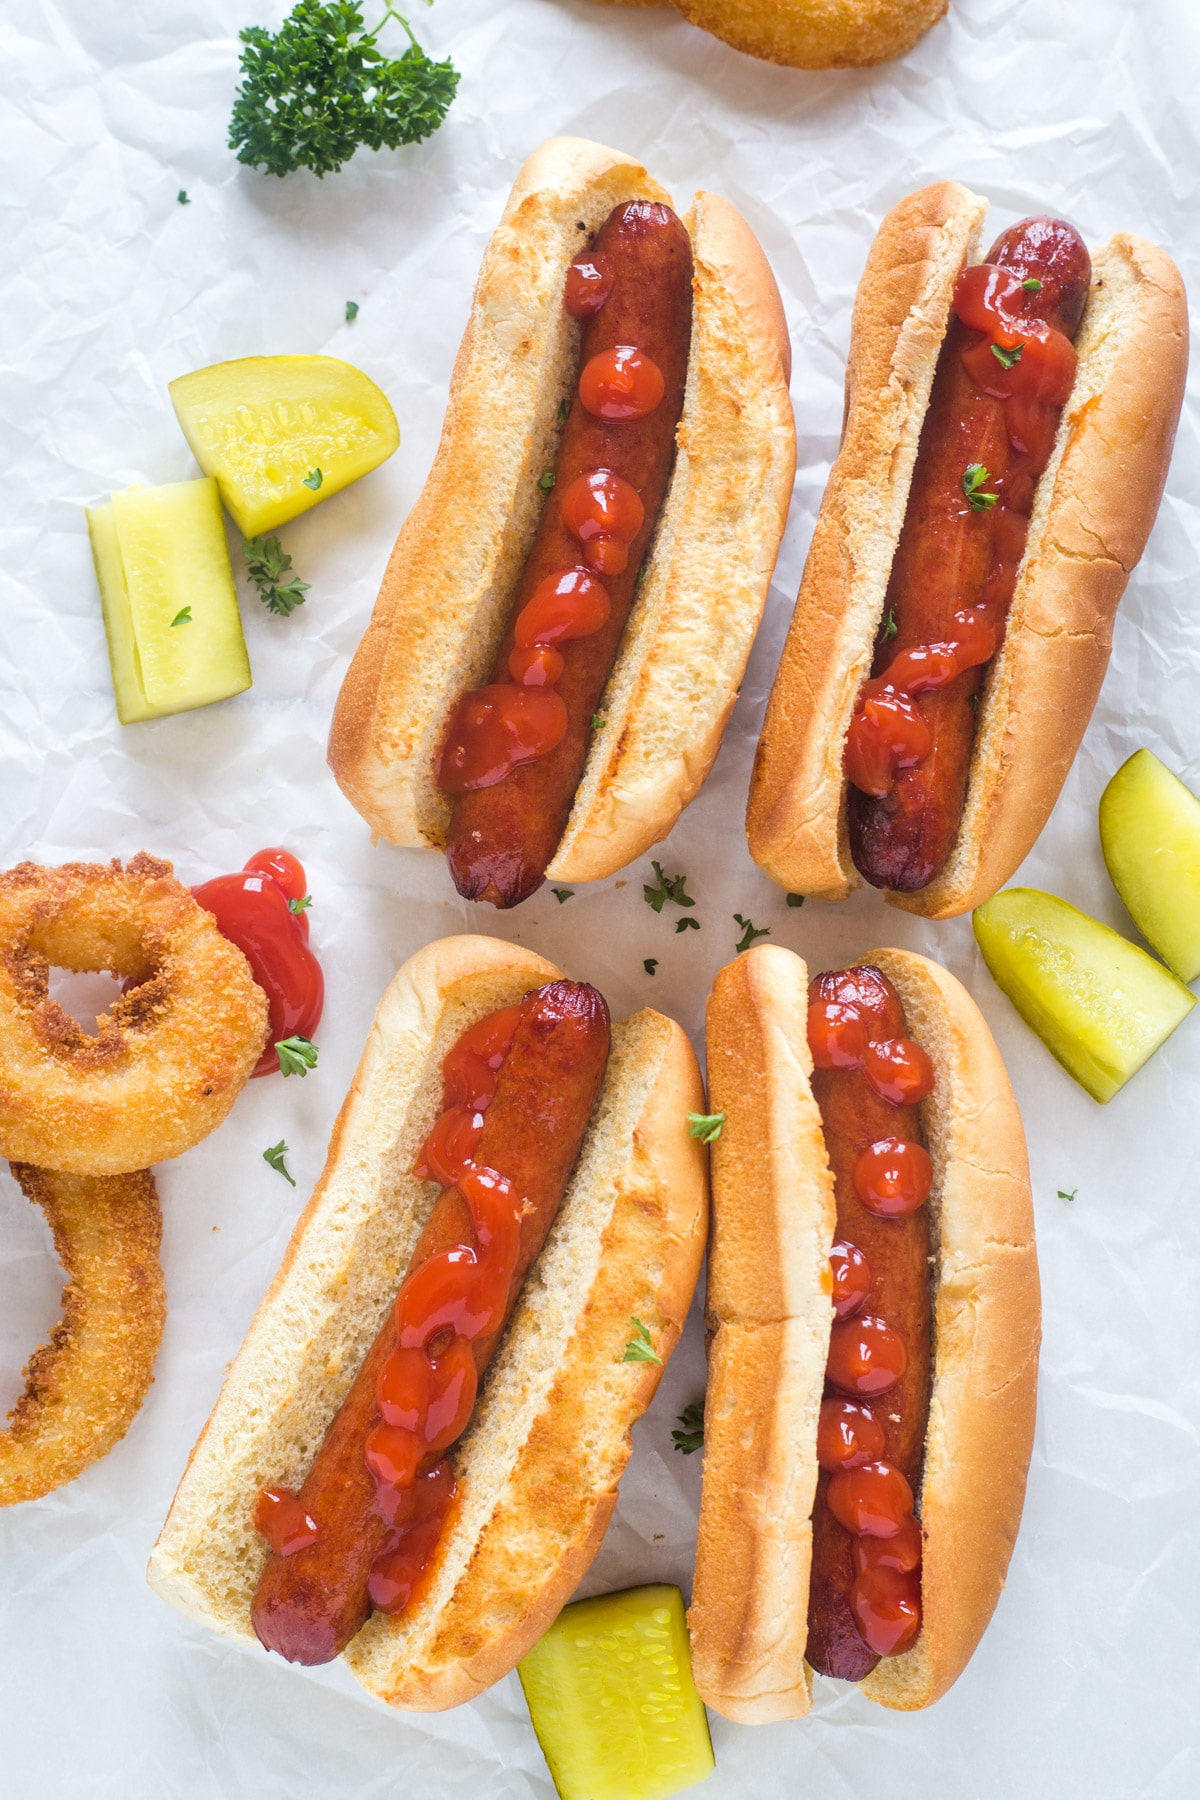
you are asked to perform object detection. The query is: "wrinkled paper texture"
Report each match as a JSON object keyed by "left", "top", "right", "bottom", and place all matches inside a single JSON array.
[{"left": 2, "top": 0, "right": 1199, "bottom": 1793}]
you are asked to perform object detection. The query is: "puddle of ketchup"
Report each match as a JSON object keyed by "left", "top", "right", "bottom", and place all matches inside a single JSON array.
[{"left": 192, "top": 847, "right": 324, "bottom": 1077}]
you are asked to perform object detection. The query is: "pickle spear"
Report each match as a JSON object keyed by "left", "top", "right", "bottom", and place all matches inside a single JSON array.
[
  {"left": 973, "top": 888, "right": 1195, "bottom": 1102},
  {"left": 518, "top": 1585, "right": 714, "bottom": 1800},
  {"left": 170, "top": 354, "right": 398, "bottom": 536},
  {"left": 1100, "top": 748, "right": 1200, "bottom": 982}
]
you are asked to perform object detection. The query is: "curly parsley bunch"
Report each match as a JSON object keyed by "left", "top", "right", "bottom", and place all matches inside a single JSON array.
[{"left": 230, "top": 1, "right": 459, "bottom": 178}]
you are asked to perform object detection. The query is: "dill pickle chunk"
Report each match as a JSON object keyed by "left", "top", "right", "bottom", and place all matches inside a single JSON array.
[
  {"left": 518, "top": 1585, "right": 714, "bottom": 1800},
  {"left": 86, "top": 477, "right": 251, "bottom": 724},
  {"left": 1100, "top": 749, "right": 1200, "bottom": 982},
  {"left": 169, "top": 354, "right": 399, "bottom": 536},
  {"left": 973, "top": 888, "right": 1195, "bottom": 1103}
]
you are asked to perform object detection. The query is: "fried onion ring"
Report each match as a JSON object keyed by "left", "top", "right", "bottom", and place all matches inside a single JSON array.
[
  {"left": 592, "top": 0, "right": 947, "bottom": 68},
  {"left": 0, "top": 1163, "right": 165, "bottom": 1506},
  {"left": 0, "top": 854, "right": 268, "bottom": 1174}
]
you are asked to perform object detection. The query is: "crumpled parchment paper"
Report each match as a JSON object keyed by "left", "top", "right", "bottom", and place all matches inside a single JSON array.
[{"left": 2, "top": 0, "right": 1199, "bottom": 1794}]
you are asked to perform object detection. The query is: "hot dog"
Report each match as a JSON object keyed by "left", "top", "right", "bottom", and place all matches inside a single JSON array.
[
  {"left": 441, "top": 201, "right": 693, "bottom": 907},
  {"left": 251, "top": 979, "right": 611, "bottom": 1664},
  {"left": 329, "top": 137, "right": 795, "bottom": 904},
  {"left": 748, "top": 181, "right": 1188, "bottom": 919},
  {"left": 689, "top": 944, "right": 1038, "bottom": 1719},
  {"left": 150, "top": 935, "right": 708, "bottom": 1711}
]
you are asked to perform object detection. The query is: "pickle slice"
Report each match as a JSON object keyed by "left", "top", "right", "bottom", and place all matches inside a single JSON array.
[
  {"left": 973, "top": 887, "right": 1195, "bottom": 1102},
  {"left": 86, "top": 478, "right": 251, "bottom": 724},
  {"left": 1100, "top": 748, "right": 1200, "bottom": 982},
  {"left": 518, "top": 1585, "right": 714, "bottom": 1800},
  {"left": 169, "top": 354, "right": 399, "bottom": 536}
]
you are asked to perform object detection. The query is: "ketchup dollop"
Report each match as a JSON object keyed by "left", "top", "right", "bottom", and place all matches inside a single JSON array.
[
  {"left": 192, "top": 848, "right": 324, "bottom": 1077},
  {"left": 363, "top": 1002, "right": 526, "bottom": 1614},
  {"left": 437, "top": 242, "right": 665, "bottom": 796},
  {"left": 809, "top": 974, "right": 932, "bottom": 1662},
  {"left": 843, "top": 261, "right": 1079, "bottom": 802}
]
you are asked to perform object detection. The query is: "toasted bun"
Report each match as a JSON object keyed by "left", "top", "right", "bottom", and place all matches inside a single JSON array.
[
  {"left": 689, "top": 945, "right": 1037, "bottom": 1717},
  {"left": 747, "top": 187, "right": 1189, "bottom": 918},
  {"left": 591, "top": 0, "right": 946, "bottom": 68},
  {"left": 329, "top": 137, "right": 794, "bottom": 884},
  {"left": 148, "top": 935, "right": 708, "bottom": 1711}
]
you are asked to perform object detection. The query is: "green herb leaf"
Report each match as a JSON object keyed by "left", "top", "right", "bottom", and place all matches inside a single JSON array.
[
  {"left": 276, "top": 1035, "right": 318, "bottom": 1077},
  {"left": 345, "top": 299, "right": 360, "bottom": 321},
  {"left": 243, "top": 535, "right": 311, "bottom": 616},
  {"left": 302, "top": 467, "right": 324, "bottom": 491},
  {"left": 687, "top": 1111, "right": 724, "bottom": 1143},
  {"left": 170, "top": 607, "right": 192, "bottom": 627},
  {"left": 229, "top": 0, "right": 460, "bottom": 180},
  {"left": 1022, "top": 276, "right": 1043, "bottom": 292},
  {"left": 1058, "top": 1187, "right": 1077, "bottom": 1202},
  {"left": 590, "top": 714, "right": 606, "bottom": 730},
  {"left": 551, "top": 887, "right": 573, "bottom": 904},
  {"left": 177, "top": 189, "right": 190, "bottom": 205},
  {"left": 676, "top": 916, "right": 700, "bottom": 933},
  {"left": 288, "top": 894, "right": 312, "bottom": 914},
  {"left": 786, "top": 892, "right": 805, "bottom": 908},
  {"left": 557, "top": 398, "right": 569, "bottom": 423},
  {"left": 883, "top": 606, "right": 898, "bottom": 639},
  {"left": 621, "top": 1317, "right": 662, "bottom": 1365},
  {"left": 263, "top": 1140, "right": 297, "bottom": 1185},
  {"left": 733, "top": 913, "right": 769, "bottom": 954},
  {"left": 672, "top": 1401, "right": 705, "bottom": 1454},
  {"left": 969, "top": 692, "right": 980, "bottom": 711},
  {"left": 643, "top": 957, "right": 658, "bottom": 975},
  {"left": 991, "top": 342, "right": 1023, "bottom": 370},
  {"left": 962, "top": 463, "right": 999, "bottom": 511},
  {"left": 643, "top": 861, "right": 695, "bottom": 913},
  {"left": 537, "top": 470, "right": 556, "bottom": 492}
]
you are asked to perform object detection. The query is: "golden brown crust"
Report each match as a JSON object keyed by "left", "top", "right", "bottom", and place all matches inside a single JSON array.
[
  {"left": 0, "top": 1164, "right": 164, "bottom": 1506},
  {"left": 149, "top": 936, "right": 708, "bottom": 1711},
  {"left": 590, "top": 0, "right": 945, "bottom": 65},
  {"left": 0, "top": 855, "right": 267, "bottom": 1174},
  {"left": 690, "top": 945, "right": 1037, "bottom": 1715},
  {"left": 689, "top": 946, "right": 836, "bottom": 1722},
  {"left": 328, "top": 136, "right": 794, "bottom": 885},
  {"left": 748, "top": 189, "right": 1189, "bottom": 918}
]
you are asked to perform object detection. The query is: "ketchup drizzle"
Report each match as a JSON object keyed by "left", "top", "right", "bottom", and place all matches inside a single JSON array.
[
  {"left": 437, "top": 228, "right": 666, "bottom": 795},
  {"left": 808, "top": 976, "right": 932, "bottom": 1661},
  {"left": 843, "top": 259, "right": 1081, "bottom": 804}
]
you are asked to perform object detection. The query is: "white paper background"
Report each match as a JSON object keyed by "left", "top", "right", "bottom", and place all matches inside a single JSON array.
[{"left": 2, "top": 0, "right": 1199, "bottom": 1793}]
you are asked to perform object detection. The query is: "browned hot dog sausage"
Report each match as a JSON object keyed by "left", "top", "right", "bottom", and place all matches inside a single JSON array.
[
  {"left": 848, "top": 218, "right": 1092, "bottom": 893},
  {"left": 805, "top": 965, "right": 931, "bottom": 1680},
  {"left": 250, "top": 979, "right": 611, "bottom": 1664},
  {"left": 443, "top": 201, "right": 693, "bottom": 908}
]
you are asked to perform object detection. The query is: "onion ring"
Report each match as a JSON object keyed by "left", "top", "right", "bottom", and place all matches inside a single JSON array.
[
  {"left": 0, "top": 854, "right": 268, "bottom": 1174},
  {"left": 0, "top": 1163, "right": 165, "bottom": 1506}
]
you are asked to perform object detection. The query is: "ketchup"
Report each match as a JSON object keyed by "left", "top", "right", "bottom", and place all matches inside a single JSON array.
[
  {"left": 192, "top": 849, "right": 324, "bottom": 1078},
  {"left": 437, "top": 230, "right": 666, "bottom": 795},
  {"left": 808, "top": 978, "right": 932, "bottom": 1661},
  {"left": 843, "top": 257, "right": 1080, "bottom": 803}
]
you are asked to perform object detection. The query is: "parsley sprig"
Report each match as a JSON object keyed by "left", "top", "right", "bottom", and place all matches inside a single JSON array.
[
  {"left": 276, "top": 1035, "right": 319, "bottom": 1076},
  {"left": 687, "top": 1111, "right": 724, "bottom": 1143},
  {"left": 263, "top": 1140, "right": 296, "bottom": 1185},
  {"left": 672, "top": 1402, "right": 705, "bottom": 1455},
  {"left": 733, "top": 913, "right": 770, "bottom": 954},
  {"left": 621, "top": 1317, "right": 661, "bottom": 1365},
  {"left": 230, "top": 1, "right": 460, "bottom": 180},
  {"left": 643, "top": 861, "right": 695, "bottom": 914},
  {"left": 962, "top": 463, "right": 999, "bottom": 512},
  {"left": 243, "top": 535, "right": 310, "bottom": 616}
]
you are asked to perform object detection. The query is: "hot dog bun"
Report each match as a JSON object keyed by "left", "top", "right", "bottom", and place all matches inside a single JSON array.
[
  {"left": 148, "top": 934, "right": 708, "bottom": 1710},
  {"left": 688, "top": 944, "right": 1037, "bottom": 1718},
  {"left": 747, "top": 181, "right": 1188, "bottom": 917},
  {"left": 329, "top": 136, "right": 795, "bottom": 885}
]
